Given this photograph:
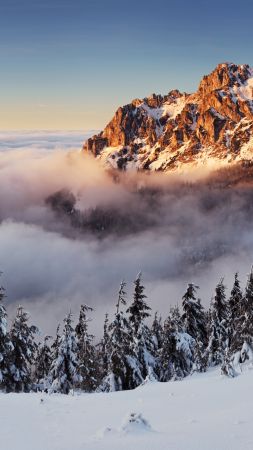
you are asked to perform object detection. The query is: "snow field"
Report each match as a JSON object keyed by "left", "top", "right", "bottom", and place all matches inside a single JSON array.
[{"left": 1, "top": 367, "right": 253, "bottom": 450}]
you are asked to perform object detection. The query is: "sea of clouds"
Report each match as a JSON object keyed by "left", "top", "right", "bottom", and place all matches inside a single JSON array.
[{"left": 0, "top": 130, "right": 253, "bottom": 336}]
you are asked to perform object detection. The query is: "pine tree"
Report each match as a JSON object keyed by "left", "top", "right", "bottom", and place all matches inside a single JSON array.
[
  {"left": 151, "top": 312, "right": 163, "bottom": 351},
  {"left": 127, "top": 273, "right": 151, "bottom": 336},
  {"left": 126, "top": 273, "right": 156, "bottom": 383},
  {"left": 239, "top": 268, "right": 253, "bottom": 363},
  {"left": 100, "top": 281, "right": 143, "bottom": 391},
  {"left": 159, "top": 307, "right": 194, "bottom": 381},
  {"left": 221, "top": 348, "right": 236, "bottom": 377},
  {"left": 116, "top": 280, "right": 127, "bottom": 314},
  {"left": 46, "top": 324, "right": 61, "bottom": 387},
  {"left": 34, "top": 336, "right": 53, "bottom": 391},
  {"left": 96, "top": 313, "right": 110, "bottom": 382},
  {"left": 192, "top": 333, "right": 207, "bottom": 373},
  {"left": 0, "top": 283, "right": 13, "bottom": 391},
  {"left": 207, "top": 279, "right": 228, "bottom": 366},
  {"left": 150, "top": 312, "right": 163, "bottom": 379},
  {"left": 9, "top": 305, "right": 38, "bottom": 392},
  {"left": 182, "top": 283, "right": 207, "bottom": 345},
  {"left": 105, "top": 281, "right": 129, "bottom": 390},
  {"left": 49, "top": 312, "right": 81, "bottom": 394},
  {"left": 51, "top": 324, "right": 60, "bottom": 359},
  {"left": 159, "top": 314, "right": 181, "bottom": 381},
  {"left": 75, "top": 304, "right": 98, "bottom": 392},
  {"left": 228, "top": 274, "right": 243, "bottom": 349},
  {"left": 229, "top": 273, "right": 243, "bottom": 324},
  {"left": 221, "top": 273, "right": 243, "bottom": 375}
]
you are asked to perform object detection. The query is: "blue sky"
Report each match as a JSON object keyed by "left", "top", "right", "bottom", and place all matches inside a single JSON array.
[{"left": 1, "top": 0, "right": 253, "bottom": 129}]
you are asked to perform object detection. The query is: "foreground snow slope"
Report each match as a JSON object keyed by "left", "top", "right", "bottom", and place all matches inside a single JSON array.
[{"left": 1, "top": 368, "right": 253, "bottom": 450}]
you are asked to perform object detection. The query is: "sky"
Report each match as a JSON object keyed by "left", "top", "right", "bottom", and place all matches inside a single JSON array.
[{"left": 1, "top": 0, "right": 253, "bottom": 130}]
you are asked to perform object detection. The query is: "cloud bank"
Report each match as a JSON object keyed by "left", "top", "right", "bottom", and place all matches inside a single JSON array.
[{"left": 0, "top": 131, "right": 253, "bottom": 335}]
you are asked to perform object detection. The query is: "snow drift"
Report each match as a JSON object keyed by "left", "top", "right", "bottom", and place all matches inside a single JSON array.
[{"left": 1, "top": 368, "right": 253, "bottom": 450}]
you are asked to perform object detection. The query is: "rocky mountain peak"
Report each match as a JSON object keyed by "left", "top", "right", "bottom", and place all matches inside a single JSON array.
[
  {"left": 83, "top": 62, "right": 253, "bottom": 172},
  {"left": 198, "top": 62, "right": 252, "bottom": 95}
]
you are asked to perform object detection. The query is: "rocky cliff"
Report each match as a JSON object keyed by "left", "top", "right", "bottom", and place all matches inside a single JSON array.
[{"left": 83, "top": 63, "right": 253, "bottom": 171}]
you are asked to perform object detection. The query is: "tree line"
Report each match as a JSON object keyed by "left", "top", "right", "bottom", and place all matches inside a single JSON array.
[{"left": 0, "top": 269, "right": 253, "bottom": 394}]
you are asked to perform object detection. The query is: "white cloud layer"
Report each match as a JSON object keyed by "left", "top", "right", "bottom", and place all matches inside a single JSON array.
[{"left": 0, "top": 131, "right": 253, "bottom": 336}]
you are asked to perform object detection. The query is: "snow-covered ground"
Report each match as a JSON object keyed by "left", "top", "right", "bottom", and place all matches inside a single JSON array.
[{"left": 1, "top": 368, "right": 253, "bottom": 450}]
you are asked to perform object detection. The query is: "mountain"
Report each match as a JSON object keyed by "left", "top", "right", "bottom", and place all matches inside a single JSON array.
[{"left": 83, "top": 63, "right": 253, "bottom": 171}]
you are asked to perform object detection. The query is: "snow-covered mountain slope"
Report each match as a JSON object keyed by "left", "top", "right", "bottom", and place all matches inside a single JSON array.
[
  {"left": 83, "top": 63, "right": 253, "bottom": 172},
  {"left": 2, "top": 368, "right": 253, "bottom": 450}
]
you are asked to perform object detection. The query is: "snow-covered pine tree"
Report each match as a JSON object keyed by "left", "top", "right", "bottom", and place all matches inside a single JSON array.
[
  {"left": 151, "top": 312, "right": 163, "bottom": 352},
  {"left": 221, "top": 347, "right": 236, "bottom": 377},
  {"left": 75, "top": 304, "right": 98, "bottom": 392},
  {"left": 9, "top": 305, "right": 38, "bottom": 392},
  {"left": 0, "top": 282, "right": 13, "bottom": 391},
  {"left": 34, "top": 336, "right": 53, "bottom": 391},
  {"left": 238, "top": 268, "right": 253, "bottom": 364},
  {"left": 181, "top": 283, "right": 208, "bottom": 373},
  {"left": 103, "top": 313, "right": 109, "bottom": 346},
  {"left": 116, "top": 280, "right": 127, "bottom": 314},
  {"left": 51, "top": 324, "right": 60, "bottom": 358},
  {"left": 96, "top": 313, "right": 110, "bottom": 383},
  {"left": 126, "top": 273, "right": 157, "bottom": 383},
  {"left": 100, "top": 282, "right": 128, "bottom": 390},
  {"left": 49, "top": 312, "right": 81, "bottom": 394},
  {"left": 207, "top": 279, "right": 228, "bottom": 367},
  {"left": 229, "top": 273, "right": 243, "bottom": 324},
  {"left": 45, "top": 324, "right": 61, "bottom": 387},
  {"left": 159, "top": 313, "right": 181, "bottom": 381},
  {"left": 151, "top": 312, "right": 163, "bottom": 381},
  {"left": 227, "top": 273, "right": 243, "bottom": 349},
  {"left": 159, "top": 306, "right": 194, "bottom": 381},
  {"left": 100, "top": 281, "right": 144, "bottom": 391},
  {"left": 181, "top": 283, "right": 207, "bottom": 345},
  {"left": 221, "top": 273, "right": 243, "bottom": 376},
  {"left": 192, "top": 333, "right": 208, "bottom": 373},
  {"left": 127, "top": 273, "right": 151, "bottom": 335}
]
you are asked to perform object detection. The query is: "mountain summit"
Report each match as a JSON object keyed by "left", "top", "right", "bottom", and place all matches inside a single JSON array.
[{"left": 83, "top": 63, "right": 253, "bottom": 171}]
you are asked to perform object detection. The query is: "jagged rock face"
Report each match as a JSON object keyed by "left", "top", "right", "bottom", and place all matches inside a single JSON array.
[{"left": 83, "top": 63, "right": 253, "bottom": 171}]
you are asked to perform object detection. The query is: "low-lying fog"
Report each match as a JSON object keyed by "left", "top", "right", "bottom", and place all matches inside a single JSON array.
[{"left": 0, "top": 130, "right": 253, "bottom": 336}]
